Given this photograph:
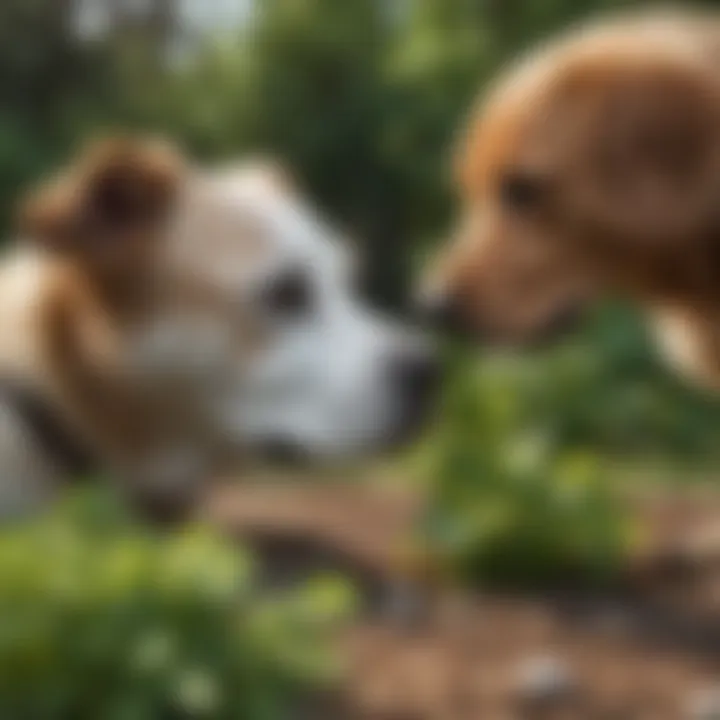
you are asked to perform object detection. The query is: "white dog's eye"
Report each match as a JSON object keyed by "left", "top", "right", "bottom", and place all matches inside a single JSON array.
[{"left": 261, "top": 267, "right": 315, "bottom": 318}]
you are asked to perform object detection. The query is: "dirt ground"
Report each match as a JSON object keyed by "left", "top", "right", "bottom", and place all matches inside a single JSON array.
[{"left": 207, "top": 481, "right": 720, "bottom": 720}]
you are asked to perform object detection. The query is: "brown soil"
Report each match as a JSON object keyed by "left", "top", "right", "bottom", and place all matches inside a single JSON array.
[{"left": 206, "top": 482, "right": 720, "bottom": 720}]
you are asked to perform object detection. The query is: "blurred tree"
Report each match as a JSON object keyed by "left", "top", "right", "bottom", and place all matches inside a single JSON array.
[
  {"left": 0, "top": 0, "right": 116, "bottom": 231},
  {"left": 167, "top": 0, "right": 410, "bottom": 306}
]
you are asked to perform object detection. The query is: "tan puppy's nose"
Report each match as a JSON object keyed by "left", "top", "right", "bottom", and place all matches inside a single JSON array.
[{"left": 414, "top": 290, "right": 470, "bottom": 339}]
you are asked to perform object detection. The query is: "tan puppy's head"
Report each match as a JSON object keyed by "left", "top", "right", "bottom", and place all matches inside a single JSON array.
[{"left": 423, "top": 13, "right": 720, "bottom": 351}]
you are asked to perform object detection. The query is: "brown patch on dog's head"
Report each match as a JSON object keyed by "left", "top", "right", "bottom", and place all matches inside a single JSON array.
[
  {"left": 423, "top": 12, "right": 720, "bottom": 347},
  {"left": 19, "top": 136, "right": 186, "bottom": 282}
]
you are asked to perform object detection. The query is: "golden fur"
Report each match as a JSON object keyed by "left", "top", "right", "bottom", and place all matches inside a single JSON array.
[{"left": 425, "top": 11, "right": 720, "bottom": 386}]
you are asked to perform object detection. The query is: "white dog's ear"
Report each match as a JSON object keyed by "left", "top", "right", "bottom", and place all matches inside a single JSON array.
[{"left": 18, "top": 135, "right": 185, "bottom": 255}]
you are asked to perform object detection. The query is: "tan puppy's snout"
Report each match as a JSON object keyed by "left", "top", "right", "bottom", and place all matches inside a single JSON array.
[
  {"left": 416, "top": 287, "right": 584, "bottom": 347},
  {"left": 414, "top": 289, "right": 470, "bottom": 339},
  {"left": 525, "top": 302, "right": 586, "bottom": 348}
]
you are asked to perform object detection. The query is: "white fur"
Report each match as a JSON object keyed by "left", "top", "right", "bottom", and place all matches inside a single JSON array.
[{"left": 162, "top": 169, "right": 421, "bottom": 458}]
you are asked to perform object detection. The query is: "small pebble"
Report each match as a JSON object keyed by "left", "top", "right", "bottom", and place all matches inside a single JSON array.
[
  {"left": 382, "top": 579, "right": 431, "bottom": 630},
  {"left": 687, "top": 687, "right": 720, "bottom": 720},
  {"left": 515, "top": 654, "right": 576, "bottom": 705},
  {"left": 595, "top": 605, "right": 635, "bottom": 637}
]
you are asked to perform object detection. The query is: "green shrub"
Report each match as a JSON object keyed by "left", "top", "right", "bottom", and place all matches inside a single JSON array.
[
  {"left": 512, "top": 305, "right": 720, "bottom": 462},
  {"left": 0, "top": 492, "right": 353, "bottom": 720},
  {"left": 423, "top": 347, "right": 633, "bottom": 589}
]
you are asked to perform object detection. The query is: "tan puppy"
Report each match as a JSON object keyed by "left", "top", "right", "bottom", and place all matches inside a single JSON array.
[
  {"left": 0, "top": 137, "right": 437, "bottom": 520},
  {"left": 423, "top": 11, "right": 720, "bottom": 387}
]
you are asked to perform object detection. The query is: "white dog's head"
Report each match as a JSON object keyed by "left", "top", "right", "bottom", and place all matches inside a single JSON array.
[
  {"left": 164, "top": 161, "right": 439, "bottom": 461},
  {"left": 22, "top": 138, "right": 438, "bottom": 464}
]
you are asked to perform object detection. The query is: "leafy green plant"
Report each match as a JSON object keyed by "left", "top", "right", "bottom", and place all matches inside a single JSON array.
[
  {"left": 512, "top": 304, "right": 720, "bottom": 462},
  {"left": 0, "top": 492, "right": 354, "bottom": 720},
  {"left": 423, "top": 347, "right": 633, "bottom": 589}
]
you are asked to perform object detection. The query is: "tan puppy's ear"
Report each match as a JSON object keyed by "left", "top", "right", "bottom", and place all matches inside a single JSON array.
[
  {"left": 18, "top": 136, "right": 185, "bottom": 254},
  {"left": 567, "top": 59, "right": 720, "bottom": 244}
]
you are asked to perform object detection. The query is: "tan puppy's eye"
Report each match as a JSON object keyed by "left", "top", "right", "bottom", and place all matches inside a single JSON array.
[{"left": 499, "top": 172, "right": 545, "bottom": 213}]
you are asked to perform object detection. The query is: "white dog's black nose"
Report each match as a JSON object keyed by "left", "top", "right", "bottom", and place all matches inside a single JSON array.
[
  {"left": 387, "top": 347, "right": 441, "bottom": 445},
  {"left": 392, "top": 351, "right": 441, "bottom": 400}
]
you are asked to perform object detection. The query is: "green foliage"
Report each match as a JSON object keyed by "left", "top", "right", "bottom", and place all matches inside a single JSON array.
[
  {"left": 0, "top": 0, "right": 119, "bottom": 234},
  {"left": 494, "top": 304, "right": 720, "bottom": 460},
  {"left": 421, "top": 300, "right": 720, "bottom": 588},
  {"left": 424, "top": 345, "right": 633, "bottom": 589},
  {"left": 0, "top": 492, "right": 354, "bottom": 720},
  {"left": 421, "top": 301, "right": 720, "bottom": 588}
]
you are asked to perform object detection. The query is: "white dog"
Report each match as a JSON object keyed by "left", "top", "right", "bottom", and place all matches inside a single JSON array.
[{"left": 0, "top": 137, "right": 437, "bottom": 521}]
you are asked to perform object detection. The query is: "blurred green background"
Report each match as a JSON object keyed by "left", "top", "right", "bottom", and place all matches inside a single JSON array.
[{"left": 2, "top": 1, "right": 720, "bottom": 716}]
